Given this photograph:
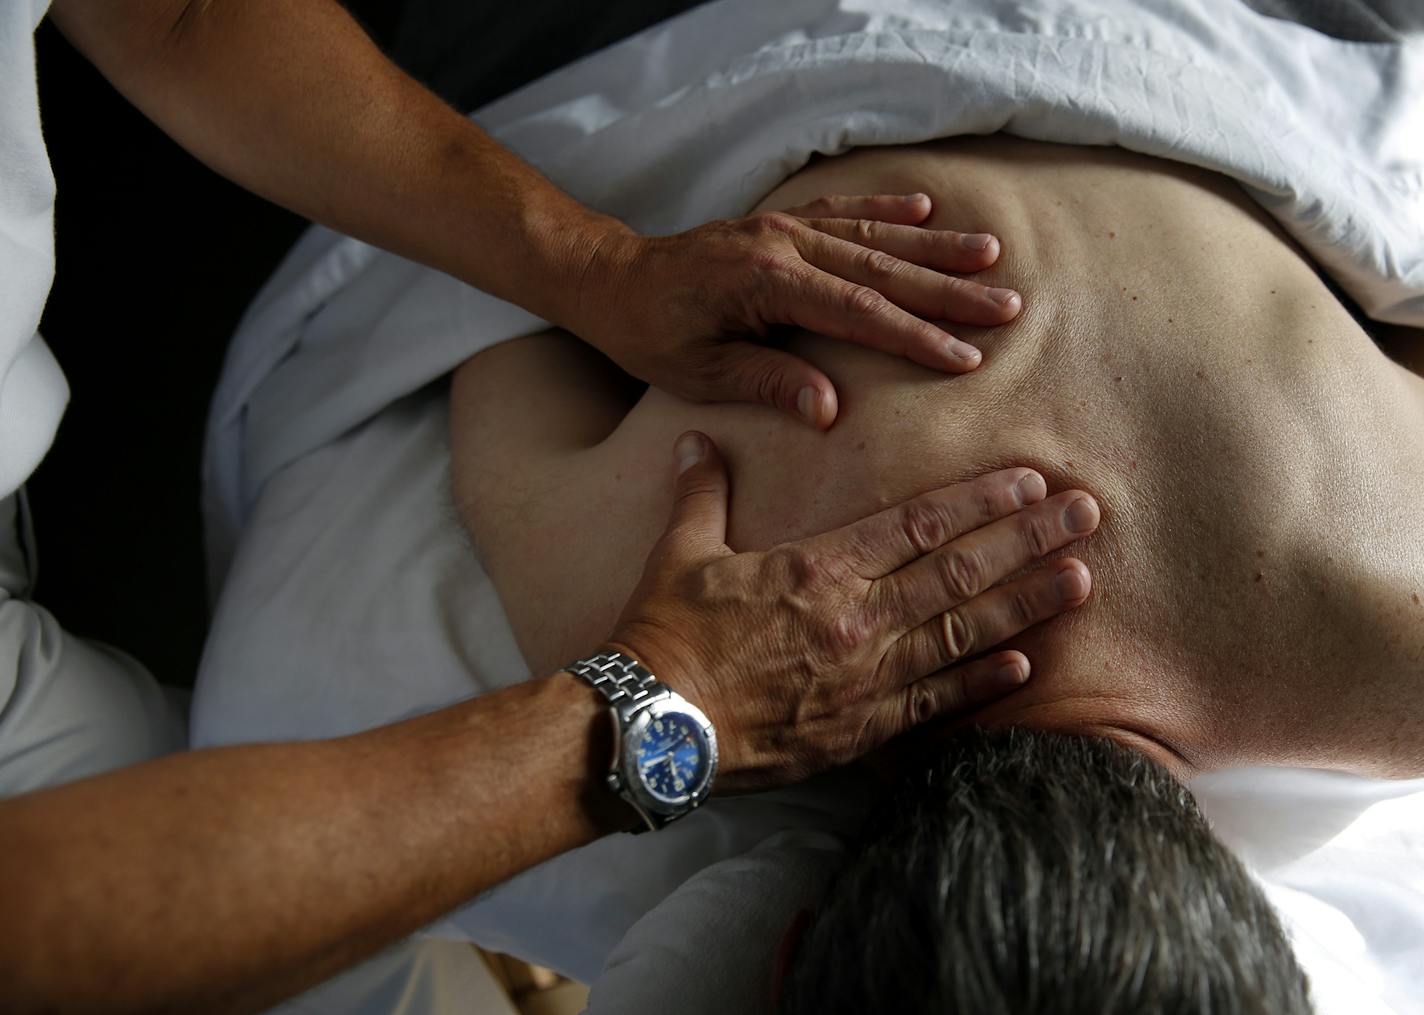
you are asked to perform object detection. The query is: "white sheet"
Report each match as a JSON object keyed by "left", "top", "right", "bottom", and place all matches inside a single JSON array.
[
  {"left": 191, "top": 387, "right": 1424, "bottom": 1011},
  {"left": 192, "top": 387, "right": 878, "bottom": 982},
  {"left": 195, "top": 0, "right": 1424, "bottom": 1009},
  {"left": 202, "top": 0, "right": 1424, "bottom": 584},
  {"left": 585, "top": 769, "right": 1424, "bottom": 1014}
]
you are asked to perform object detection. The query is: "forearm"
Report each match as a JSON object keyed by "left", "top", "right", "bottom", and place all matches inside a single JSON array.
[
  {"left": 48, "top": 0, "right": 613, "bottom": 326},
  {"left": 0, "top": 673, "right": 617, "bottom": 1015}
]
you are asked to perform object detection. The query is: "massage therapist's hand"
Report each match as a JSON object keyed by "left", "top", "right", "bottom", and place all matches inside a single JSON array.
[
  {"left": 604, "top": 433, "right": 1098, "bottom": 792},
  {"left": 565, "top": 195, "right": 1023, "bottom": 429}
]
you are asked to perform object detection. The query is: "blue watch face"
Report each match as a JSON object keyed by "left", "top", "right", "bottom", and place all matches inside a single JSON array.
[{"left": 635, "top": 712, "right": 709, "bottom": 804}]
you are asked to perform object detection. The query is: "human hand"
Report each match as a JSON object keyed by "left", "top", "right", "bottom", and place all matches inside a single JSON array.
[
  {"left": 605, "top": 433, "right": 1098, "bottom": 793},
  {"left": 566, "top": 195, "right": 1022, "bottom": 429}
]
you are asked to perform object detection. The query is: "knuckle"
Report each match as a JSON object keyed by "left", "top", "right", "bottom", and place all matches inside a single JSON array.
[
  {"left": 938, "top": 277, "right": 979, "bottom": 315},
  {"left": 852, "top": 218, "right": 877, "bottom": 245},
  {"left": 1011, "top": 588, "right": 1039, "bottom": 627},
  {"left": 900, "top": 499, "right": 955, "bottom": 554},
  {"left": 754, "top": 211, "right": 799, "bottom": 238},
  {"left": 905, "top": 682, "right": 938, "bottom": 727},
  {"left": 938, "top": 547, "right": 985, "bottom": 601},
  {"left": 944, "top": 275, "right": 978, "bottom": 299},
  {"left": 825, "top": 609, "right": 873, "bottom": 656},
  {"left": 843, "top": 284, "right": 887, "bottom": 318},
  {"left": 939, "top": 608, "right": 975, "bottom": 661},
  {"left": 1020, "top": 513, "right": 1057, "bottom": 559},
  {"left": 802, "top": 197, "right": 834, "bottom": 217},
  {"left": 754, "top": 362, "right": 787, "bottom": 407},
  {"left": 858, "top": 248, "right": 901, "bottom": 281},
  {"left": 696, "top": 351, "right": 742, "bottom": 391},
  {"left": 747, "top": 246, "right": 791, "bottom": 276},
  {"left": 768, "top": 545, "right": 828, "bottom": 591},
  {"left": 975, "top": 484, "right": 1001, "bottom": 523},
  {"left": 682, "top": 561, "right": 721, "bottom": 601},
  {"left": 676, "top": 475, "right": 721, "bottom": 504},
  {"left": 947, "top": 275, "right": 987, "bottom": 302}
]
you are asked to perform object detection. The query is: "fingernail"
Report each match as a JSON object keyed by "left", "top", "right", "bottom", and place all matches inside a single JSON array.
[
  {"left": 962, "top": 233, "right": 994, "bottom": 250},
  {"left": 1015, "top": 471, "right": 1046, "bottom": 505},
  {"left": 675, "top": 433, "right": 705, "bottom": 474},
  {"left": 996, "top": 660, "right": 1030, "bottom": 686},
  {"left": 797, "top": 386, "right": 820, "bottom": 424},
  {"left": 1055, "top": 566, "right": 1089, "bottom": 600},
  {"left": 1063, "top": 496, "right": 1099, "bottom": 534},
  {"left": 949, "top": 341, "right": 981, "bottom": 365},
  {"left": 902, "top": 192, "right": 929, "bottom": 203},
  {"left": 990, "top": 288, "right": 1022, "bottom": 310}
]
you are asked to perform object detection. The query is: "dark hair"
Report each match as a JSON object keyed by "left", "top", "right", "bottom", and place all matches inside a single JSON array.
[{"left": 779, "top": 728, "right": 1310, "bottom": 1014}]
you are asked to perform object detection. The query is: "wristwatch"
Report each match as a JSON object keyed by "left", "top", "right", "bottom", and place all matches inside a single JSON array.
[{"left": 564, "top": 650, "right": 718, "bottom": 832}]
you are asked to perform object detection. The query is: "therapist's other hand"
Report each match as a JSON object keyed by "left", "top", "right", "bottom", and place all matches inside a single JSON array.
[
  {"left": 605, "top": 433, "right": 1097, "bottom": 793},
  {"left": 567, "top": 194, "right": 1021, "bottom": 429}
]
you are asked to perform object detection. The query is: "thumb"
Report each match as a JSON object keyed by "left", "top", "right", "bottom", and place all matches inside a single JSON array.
[
  {"left": 708, "top": 343, "right": 840, "bottom": 429},
  {"left": 662, "top": 432, "right": 731, "bottom": 558}
]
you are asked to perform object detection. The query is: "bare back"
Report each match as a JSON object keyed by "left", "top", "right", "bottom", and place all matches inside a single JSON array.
[{"left": 451, "top": 137, "right": 1424, "bottom": 779}]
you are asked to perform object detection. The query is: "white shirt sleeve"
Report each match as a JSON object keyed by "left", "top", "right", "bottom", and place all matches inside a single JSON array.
[{"left": 0, "top": 0, "right": 66, "bottom": 499}]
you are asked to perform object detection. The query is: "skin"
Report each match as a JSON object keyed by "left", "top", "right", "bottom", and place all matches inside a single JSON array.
[
  {"left": 611, "top": 437, "right": 1097, "bottom": 791},
  {"left": 1, "top": 3, "right": 1086, "bottom": 1010},
  {"left": 0, "top": 673, "right": 622, "bottom": 1014},
  {"left": 0, "top": 441, "right": 1092, "bottom": 1013},
  {"left": 49, "top": 0, "right": 1024, "bottom": 428},
  {"left": 451, "top": 136, "right": 1424, "bottom": 785},
  {"left": 11, "top": 2, "right": 1412, "bottom": 1007}
]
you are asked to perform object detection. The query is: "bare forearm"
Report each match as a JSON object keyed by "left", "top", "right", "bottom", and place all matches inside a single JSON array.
[
  {"left": 49, "top": 1, "right": 1029, "bottom": 429},
  {"left": 0, "top": 674, "right": 615, "bottom": 1015},
  {"left": 48, "top": 0, "right": 612, "bottom": 326}
]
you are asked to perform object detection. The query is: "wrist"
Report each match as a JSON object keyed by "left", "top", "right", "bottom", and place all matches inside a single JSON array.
[
  {"left": 433, "top": 148, "right": 635, "bottom": 339},
  {"left": 545, "top": 671, "right": 643, "bottom": 835},
  {"left": 542, "top": 214, "right": 640, "bottom": 351},
  {"left": 568, "top": 646, "right": 720, "bottom": 827},
  {"left": 600, "top": 634, "right": 714, "bottom": 733}
]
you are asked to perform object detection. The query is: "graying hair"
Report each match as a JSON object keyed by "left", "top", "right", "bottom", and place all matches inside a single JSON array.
[{"left": 781, "top": 728, "right": 1311, "bottom": 1014}]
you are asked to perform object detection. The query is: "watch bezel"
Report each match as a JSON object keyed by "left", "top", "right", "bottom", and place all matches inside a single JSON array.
[{"left": 615, "top": 693, "right": 718, "bottom": 820}]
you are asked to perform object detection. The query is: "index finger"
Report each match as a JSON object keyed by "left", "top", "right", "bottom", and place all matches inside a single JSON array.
[
  {"left": 805, "top": 468, "right": 1048, "bottom": 579},
  {"left": 775, "top": 265, "right": 983, "bottom": 372},
  {"left": 780, "top": 193, "right": 933, "bottom": 225},
  {"left": 802, "top": 218, "right": 1002, "bottom": 274}
]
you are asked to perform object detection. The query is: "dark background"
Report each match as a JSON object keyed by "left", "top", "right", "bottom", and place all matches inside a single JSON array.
[{"left": 29, "top": 0, "right": 707, "bottom": 687}]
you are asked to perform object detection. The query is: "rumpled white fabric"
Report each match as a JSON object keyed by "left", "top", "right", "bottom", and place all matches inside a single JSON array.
[
  {"left": 203, "top": 0, "right": 1424, "bottom": 577},
  {"left": 587, "top": 769, "right": 1424, "bottom": 1014},
  {"left": 195, "top": 0, "right": 1424, "bottom": 1011},
  {"left": 193, "top": 387, "right": 1424, "bottom": 1012},
  {"left": 0, "top": 0, "right": 67, "bottom": 502}
]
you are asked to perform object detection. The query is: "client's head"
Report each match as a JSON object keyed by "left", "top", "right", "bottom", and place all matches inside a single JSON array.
[{"left": 778, "top": 728, "right": 1310, "bottom": 1014}]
